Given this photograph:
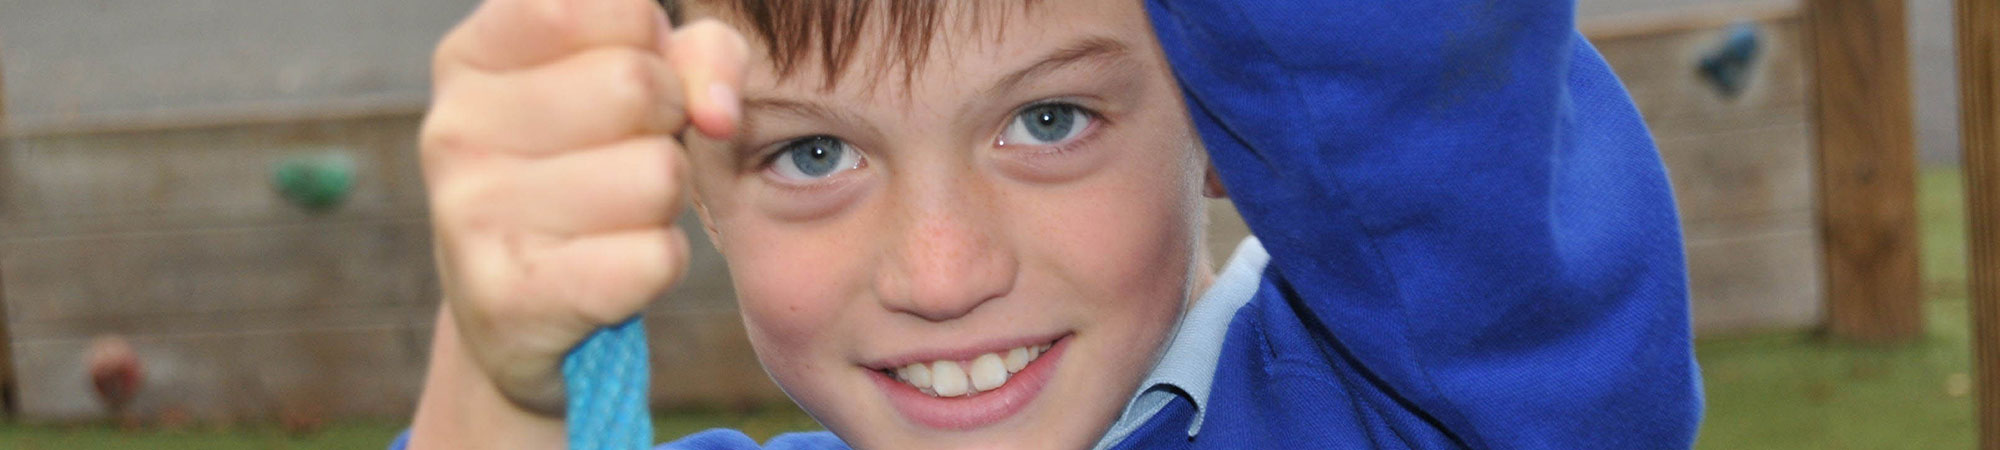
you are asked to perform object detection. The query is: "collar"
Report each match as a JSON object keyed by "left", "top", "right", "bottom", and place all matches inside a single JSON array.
[{"left": 1093, "top": 237, "right": 1269, "bottom": 449}]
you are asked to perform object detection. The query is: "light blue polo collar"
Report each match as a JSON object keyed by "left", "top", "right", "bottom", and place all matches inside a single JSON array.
[{"left": 1093, "top": 237, "right": 1268, "bottom": 449}]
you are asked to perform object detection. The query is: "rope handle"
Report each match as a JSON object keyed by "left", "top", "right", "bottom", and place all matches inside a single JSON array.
[{"left": 562, "top": 317, "right": 654, "bottom": 449}]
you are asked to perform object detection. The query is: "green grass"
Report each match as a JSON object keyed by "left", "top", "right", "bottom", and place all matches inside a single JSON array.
[
  {"left": 0, "top": 170, "right": 1979, "bottom": 448},
  {"left": 0, "top": 419, "right": 410, "bottom": 450},
  {"left": 1693, "top": 167, "right": 1977, "bottom": 450},
  {"left": 0, "top": 407, "right": 818, "bottom": 450}
]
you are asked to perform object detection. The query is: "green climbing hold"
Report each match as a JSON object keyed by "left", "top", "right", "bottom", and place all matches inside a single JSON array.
[{"left": 271, "top": 152, "right": 355, "bottom": 213}]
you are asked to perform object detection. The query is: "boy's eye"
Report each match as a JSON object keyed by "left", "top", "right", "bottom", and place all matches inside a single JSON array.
[
  {"left": 769, "top": 135, "right": 864, "bottom": 181},
  {"left": 999, "top": 103, "right": 1091, "bottom": 147}
]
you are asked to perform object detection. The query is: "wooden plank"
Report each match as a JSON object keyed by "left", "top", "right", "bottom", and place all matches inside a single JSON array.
[
  {"left": 9, "top": 306, "right": 779, "bottom": 422},
  {"left": 0, "top": 220, "right": 437, "bottom": 327},
  {"left": 0, "top": 97, "right": 428, "bottom": 140},
  {"left": 1580, "top": 0, "right": 1801, "bottom": 42},
  {"left": 1685, "top": 228, "right": 1825, "bottom": 333},
  {"left": 1806, "top": 0, "right": 1923, "bottom": 343},
  {"left": 12, "top": 325, "right": 433, "bottom": 422},
  {"left": 1653, "top": 119, "right": 1817, "bottom": 229},
  {"left": 642, "top": 308, "right": 790, "bottom": 409},
  {"left": 0, "top": 0, "right": 470, "bottom": 136},
  {"left": 1594, "top": 15, "right": 1810, "bottom": 126},
  {"left": 1586, "top": 11, "right": 1825, "bottom": 334},
  {"left": 0, "top": 114, "right": 429, "bottom": 239},
  {"left": 2, "top": 214, "right": 737, "bottom": 329},
  {"left": 1956, "top": 0, "right": 2000, "bottom": 445}
]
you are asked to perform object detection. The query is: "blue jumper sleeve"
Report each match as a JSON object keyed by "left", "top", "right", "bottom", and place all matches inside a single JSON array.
[{"left": 1144, "top": 1, "right": 1702, "bottom": 447}]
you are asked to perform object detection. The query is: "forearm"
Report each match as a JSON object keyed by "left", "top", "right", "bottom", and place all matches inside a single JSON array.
[
  {"left": 409, "top": 307, "right": 567, "bottom": 450},
  {"left": 1146, "top": 0, "right": 1698, "bottom": 445}
]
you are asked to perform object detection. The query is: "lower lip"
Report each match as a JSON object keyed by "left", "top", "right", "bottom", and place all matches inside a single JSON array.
[{"left": 869, "top": 336, "right": 1069, "bottom": 430}]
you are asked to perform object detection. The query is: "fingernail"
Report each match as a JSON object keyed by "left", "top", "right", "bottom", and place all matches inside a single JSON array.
[{"left": 708, "top": 82, "right": 739, "bottom": 129}]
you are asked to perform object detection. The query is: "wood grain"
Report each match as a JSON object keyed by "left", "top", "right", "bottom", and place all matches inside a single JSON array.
[
  {"left": 8, "top": 306, "right": 778, "bottom": 423},
  {"left": 12, "top": 323, "right": 432, "bottom": 422},
  {"left": 1956, "top": 0, "right": 2000, "bottom": 445},
  {"left": 1654, "top": 119, "right": 1816, "bottom": 229},
  {"left": 0, "top": 220, "right": 436, "bottom": 328},
  {"left": 1596, "top": 15, "right": 1809, "bottom": 127},
  {"left": 1807, "top": 0, "right": 1923, "bottom": 343},
  {"left": 1591, "top": 10, "right": 1822, "bottom": 333},
  {"left": 1581, "top": 0, "right": 1801, "bottom": 42},
  {"left": 0, "top": 115, "right": 428, "bottom": 239},
  {"left": 1685, "top": 226, "right": 1826, "bottom": 333}
]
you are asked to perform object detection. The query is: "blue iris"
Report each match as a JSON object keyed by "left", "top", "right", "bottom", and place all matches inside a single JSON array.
[
  {"left": 783, "top": 136, "right": 848, "bottom": 178},
  {"left": 1018, "top": 104, "right": 1079, "bottom": 143}
]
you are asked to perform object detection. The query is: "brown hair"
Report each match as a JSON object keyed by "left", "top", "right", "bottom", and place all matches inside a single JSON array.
[{"left": 666, "top": 0, "right": 1035, "bottom": 88}]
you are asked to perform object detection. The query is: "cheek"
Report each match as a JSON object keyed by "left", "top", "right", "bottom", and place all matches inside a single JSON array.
[
  {"left": 1020, "top": 136, "right": 1203, "bottom": 322},
  {"left": 717, "top": 220, "right": 867, "bottom": 373}
]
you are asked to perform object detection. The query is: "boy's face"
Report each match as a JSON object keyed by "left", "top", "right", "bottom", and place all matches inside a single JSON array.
[{"left": 684, "top": 1, "right": 1206, "bottom": 447}]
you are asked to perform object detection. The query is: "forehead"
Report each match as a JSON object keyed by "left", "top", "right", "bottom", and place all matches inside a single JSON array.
[{"left": 683, "top": 0, "right": 1158, "bottom": 96}]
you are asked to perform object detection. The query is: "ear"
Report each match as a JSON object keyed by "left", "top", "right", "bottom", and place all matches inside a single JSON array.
[{"left": 1202, "top": 162, "right": 1229, "bottom": 199}]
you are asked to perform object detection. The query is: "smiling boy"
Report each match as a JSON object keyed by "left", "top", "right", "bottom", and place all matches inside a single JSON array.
[{"left": 404, "top": 0, "right": 1702, "bottom": 448}]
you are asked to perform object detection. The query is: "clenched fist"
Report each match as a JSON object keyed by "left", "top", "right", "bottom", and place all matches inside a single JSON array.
[{"left": 410, "top": 0, "right": 746, "bottom": 447}]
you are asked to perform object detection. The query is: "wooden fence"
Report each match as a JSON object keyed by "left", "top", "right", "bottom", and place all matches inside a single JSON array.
[{"left": 0, "top": 1, "right": 1911, "bottom": 424}]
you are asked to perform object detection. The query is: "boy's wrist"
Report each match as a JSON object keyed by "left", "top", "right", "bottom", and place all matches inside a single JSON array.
[{"left": 410, "top": 307, "right": 567, "bottom": 450}]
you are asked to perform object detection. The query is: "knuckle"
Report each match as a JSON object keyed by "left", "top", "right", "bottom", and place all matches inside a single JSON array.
[
  {"left": 533, "top": 0, "right": 655, "bottom": 48},
  {"left": 596, "top": 50, "right": 666, "bottom": 123},
  {"left": 429, "top": 178, "right": 500, "bottom": 236},
  {"left": 419, "top": 115, "right": 474, "bottom": 159},
  {"left": 522, "top": 0, "right": 583, "bottom": 40}
]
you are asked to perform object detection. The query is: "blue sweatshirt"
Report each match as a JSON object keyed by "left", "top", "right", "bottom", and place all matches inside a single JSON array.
[{"left": 393, "top": 0, "right": 1702, "bottom": 448}]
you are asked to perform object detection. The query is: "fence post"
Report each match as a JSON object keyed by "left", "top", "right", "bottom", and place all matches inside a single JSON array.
[
  {"left": 1957, "top": 0, "right": 2000, "bottom": 446},
  {"left": 1806, "top": 0, "right": 1924, "bottom": 343}
]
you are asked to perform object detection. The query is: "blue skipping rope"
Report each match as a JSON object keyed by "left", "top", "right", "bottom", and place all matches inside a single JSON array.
[{"left": 562, "top": 317, "right": 653, "bottom": 449}]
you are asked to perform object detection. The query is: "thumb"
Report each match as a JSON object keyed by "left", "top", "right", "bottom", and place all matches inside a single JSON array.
[{"left": 666, "top": 19, "right": 752, "bottom": 139}]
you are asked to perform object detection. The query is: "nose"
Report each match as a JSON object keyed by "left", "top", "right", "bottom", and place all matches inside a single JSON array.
[{"left": 875, "top": 177, "right": 1017, "bottom": 322}]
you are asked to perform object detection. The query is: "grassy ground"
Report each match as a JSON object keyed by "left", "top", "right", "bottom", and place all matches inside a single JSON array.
[
  {"left": 0, "top": 170, "right": 1977, "bottom": 449},
  {"left": 0, "top": 406, "right": 819, "bottom": 450},
  {"left": 1694, "top": 167, "right": 1976, "bottom": 449}
]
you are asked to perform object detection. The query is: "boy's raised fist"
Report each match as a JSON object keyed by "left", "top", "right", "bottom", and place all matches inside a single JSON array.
[{"left": 418, "top": 0, "right": 747, "bottom": 418}]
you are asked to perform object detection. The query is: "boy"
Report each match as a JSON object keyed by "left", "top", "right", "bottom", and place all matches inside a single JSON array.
[{"left": 405, "top": 0, "right": 1702, "bottom": 448}]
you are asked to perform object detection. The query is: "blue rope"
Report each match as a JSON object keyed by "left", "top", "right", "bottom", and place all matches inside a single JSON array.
[{"left": 562, "top": 317, "right": 653, "bottom": 449}]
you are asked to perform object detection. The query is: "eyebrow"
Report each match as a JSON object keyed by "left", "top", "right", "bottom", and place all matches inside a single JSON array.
[
  {"left": 737, "top": 96, "right": 880, "bottom": 148},
  {"left": 984, "top": 36, "right": 1134, "bottom": 98},
  {"left": 733, "top": 36, "right": 1135, "bottom": 152},
  {"left": 742, "top": 97, "right": 863, "bottom": 129}
]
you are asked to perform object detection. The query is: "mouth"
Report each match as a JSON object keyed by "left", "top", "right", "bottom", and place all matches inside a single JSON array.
[
  {"left": 865, "top": 334, "right": 1070, "bottom": 430},
  {"left": 879, "top": 341, "right": 1054, "bottom": 397}
]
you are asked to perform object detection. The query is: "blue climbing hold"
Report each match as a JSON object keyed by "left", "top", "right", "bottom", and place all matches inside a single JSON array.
[{"left": 1698, "top": 22, "right": 1763, "bottom": 98}]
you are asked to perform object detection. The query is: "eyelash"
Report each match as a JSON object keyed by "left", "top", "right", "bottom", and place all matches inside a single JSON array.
[
  {"left": 749, "top": 101, "right": 1109, "bottom": 176},
  {"left": 755, "top": 135, "right": 830, "bottom": 170},
  {"left": 998, "top": 100, "right": 1107, "bottom": 156}
]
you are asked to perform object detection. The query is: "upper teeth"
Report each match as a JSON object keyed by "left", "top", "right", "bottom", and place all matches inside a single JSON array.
[{"left": 893, "top": 343, "right": 1051, "bottom": 397}]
